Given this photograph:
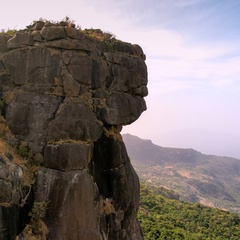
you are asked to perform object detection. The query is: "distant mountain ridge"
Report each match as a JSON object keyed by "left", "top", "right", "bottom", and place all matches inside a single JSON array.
[{"left": 123, "top": 133, "right": 240, "bottom": 213}]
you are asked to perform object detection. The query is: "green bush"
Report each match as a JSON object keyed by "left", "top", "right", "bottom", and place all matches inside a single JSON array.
[{"left": 138, "top": 183, "right": 240, "bottom": 239}]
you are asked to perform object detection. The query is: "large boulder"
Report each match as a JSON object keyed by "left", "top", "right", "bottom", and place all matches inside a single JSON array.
[{"left": 0, "top": 21, "right": 148, "bottom": 240}]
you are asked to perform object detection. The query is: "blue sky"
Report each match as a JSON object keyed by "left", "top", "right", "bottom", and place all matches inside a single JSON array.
[{"left": 1, "top": 0, "right": 240, "bottom": 158}]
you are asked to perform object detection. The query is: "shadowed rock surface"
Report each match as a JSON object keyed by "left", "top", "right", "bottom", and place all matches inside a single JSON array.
[{"left": 0, "top": 20, "right": 147, "bottom": 240}]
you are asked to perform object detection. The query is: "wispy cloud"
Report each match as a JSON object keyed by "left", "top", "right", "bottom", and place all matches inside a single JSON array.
[
  {"left": 175, "top": 0, "right": 206, "bottom": 7},
  {"left": 119, "top": 26, "right": 240, "bottom": 94}
]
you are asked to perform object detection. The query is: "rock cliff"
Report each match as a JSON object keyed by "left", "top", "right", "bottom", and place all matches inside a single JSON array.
[{"left": 0, "top": 20, "right": 147, "bottom": 240}]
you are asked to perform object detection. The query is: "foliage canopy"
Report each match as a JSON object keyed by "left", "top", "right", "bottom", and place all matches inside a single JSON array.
[{"left": 138, "top": 183, "right": 240, "bottom": 240}]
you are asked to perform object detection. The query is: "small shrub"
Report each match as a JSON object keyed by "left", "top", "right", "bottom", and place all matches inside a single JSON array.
[
  {"left": 30, "top": 201, "right": 49, "bottom": 220},
  {"left": 103, "top": 125, "right": 122, "bottom": 142},
  {"left": 20, "top": 201, "right": 49, "bottom": 238},
  {"left": 18, "top": 141, "right": 30, "bottom": 158},
  {"left": 17, "top": 219, "right": 49, "bottom": 240},
  {"left": 1, "top": 28, "right": 17, "bottom": 36},
  {"left": 61, "top": 15, "right": 76, "bottom": 26},
  {"left": 99, "top": 198, "right": 115, "bottom": 215},
  {"left": 83, "top": 28, "right": 116, "bottom": 42}
]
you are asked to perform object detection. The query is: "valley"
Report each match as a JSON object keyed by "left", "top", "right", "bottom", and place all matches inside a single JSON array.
[{"left": 123, "top": 134, "right": 240, "bottom": 213}]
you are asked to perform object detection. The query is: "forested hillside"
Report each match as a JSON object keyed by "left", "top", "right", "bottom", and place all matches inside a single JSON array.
[{"left": 138, "top": 184, "right": 240, "bottom": 240}]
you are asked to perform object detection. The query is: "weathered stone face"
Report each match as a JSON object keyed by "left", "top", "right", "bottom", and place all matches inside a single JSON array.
[
  {"left": 0, "top": 33, "right": 11, "bottom": 52},
  {"left": 36, "top": 168, "right": 100, "bottom": 240},
  {"left": 44, "top": 142, "right": 93, "bottom": 171},
  {"left": 0, "top": 21, "right": 148, "bottom": 240}
]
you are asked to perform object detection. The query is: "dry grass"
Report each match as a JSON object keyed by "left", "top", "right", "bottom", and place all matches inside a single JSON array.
[
  {"left": 0, "top": 138, "right": 26, "bottom": 166},
  {"left": 30, "top": 201, "right": 49, "bottom": 221},
  {"left": 0, "top": 116, "right": 18, "bottom": 147},
  {"left": 103, "top": 126, "right": 122, "bottom": 142},
  {"left": 16, "top": 219, "right": 49, "bottom": 240},
  {"left": 83, "top": 28, "right": 116, "bottom": 42},
  {"left": 15, "top": 193, "right": 49, "bottom": 239},
  {"left": 0, "top": 117, "right": 38, "bottom": 209},
  {"left": 99, "top": 198, "right": 115, "bottom": 215}
]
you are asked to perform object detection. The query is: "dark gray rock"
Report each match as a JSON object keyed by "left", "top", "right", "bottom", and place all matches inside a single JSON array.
[
  {"left": 31, "top": 30, "right": 43, "bottom": 42},
  {"left": 48, "top": 101, "right": 103, "bottom": 142},
  {"left": 0, "top": 21, "right": 148, "bottom": 240},
  {"left": 43, "top": 38, "right": 93, "bottom": 51},
  {"left": 90, "top": 135, "right": 141, "bottom": 239},
  {"left": 44, "top": 142, "right": 93, "bottom": 171},
  {"left": 97, "top": 92, "right": 147, "bottom": 125},
  {"left": 67, "top": 54, "right": 93, "bottom": 85},
  {"left": 35, "top": 167, "right": 100, "bottom": 240},
  {"left": 64, "top": 26, "right": 85, "bottom": 40},
  {"left": 3, "top": 47, "right": 63, "bottom": 85},
  {"left": 5, "top": 92, "right": 62, "bottom": 153},
  {"left": 7, "top": 31, "right": 34, "bottom": 49},
  {"left": 40, "top": 26, "right": 66, "bottom": 40},
  {"left": 0, "top": 33, "right": 11, "bottom": 52},
  {"left": 0, "top": 152, "right": 32, "bottom": 240},
  {"left": 31, "top": 21, "right": 44, "bottom": 31}
]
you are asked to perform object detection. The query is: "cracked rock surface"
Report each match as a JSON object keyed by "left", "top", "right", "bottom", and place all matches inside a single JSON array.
[{"left": 0, "top": 20, "right": 148, "bottom": 240}]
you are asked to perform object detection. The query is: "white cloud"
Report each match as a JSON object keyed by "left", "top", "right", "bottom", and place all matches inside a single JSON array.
[{"left": 125, "top": 28, "right": 240, "bottom": 94}]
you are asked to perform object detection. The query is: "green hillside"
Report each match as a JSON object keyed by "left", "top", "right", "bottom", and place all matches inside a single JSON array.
[{"left": 138, "top": 183, "right": 240, "bottom": 240}]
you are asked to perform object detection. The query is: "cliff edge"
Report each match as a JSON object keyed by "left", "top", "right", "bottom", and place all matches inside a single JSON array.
[{"left": 0, "top": 20, "right": 148, "bottom": 240}]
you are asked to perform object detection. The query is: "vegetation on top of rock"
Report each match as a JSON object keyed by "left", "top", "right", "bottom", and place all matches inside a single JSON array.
[
  {"left": 0, "top": 29, "right": 17, "bottom": 36},
  {"left": 139, "top": 183, "right": 240, "bottom": 240},
  {"left": 83, "top": 28, "right": 116, "bottom": 41},
  {"left": 1, "top": 16, "right": 118, "bottom": 44},
  {"left": 30, "top": 16, "right": 79, "bottom": 28}
]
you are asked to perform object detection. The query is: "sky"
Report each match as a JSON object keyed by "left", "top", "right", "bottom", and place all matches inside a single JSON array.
[{"left": 1, "top": 0, "right": 240, "bottom": 159}]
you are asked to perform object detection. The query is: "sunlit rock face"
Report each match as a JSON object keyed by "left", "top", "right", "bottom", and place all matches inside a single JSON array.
[{"left": 0, "top": 20, "right": 147, "bottom": 240}]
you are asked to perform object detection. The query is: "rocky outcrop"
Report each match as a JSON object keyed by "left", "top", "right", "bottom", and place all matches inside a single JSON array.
[{"left": 0, "top": 20, "right": 147, "bottom": 240}]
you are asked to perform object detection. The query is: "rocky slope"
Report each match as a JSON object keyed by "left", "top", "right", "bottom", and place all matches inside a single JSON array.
[
  {"left": 0, "top": 20, "right": 148, "bottom": 240},
  {"left": 123, "top": 134, "right": 240, "bottom": 213}
]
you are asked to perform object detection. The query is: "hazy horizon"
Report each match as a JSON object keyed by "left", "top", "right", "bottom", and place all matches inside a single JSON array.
[
  {"left": 1, "top": 0, "right": 240, "bottom": 159},
  {"left": 123, "top": 130, "right": 240, "bottom": 160}
]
